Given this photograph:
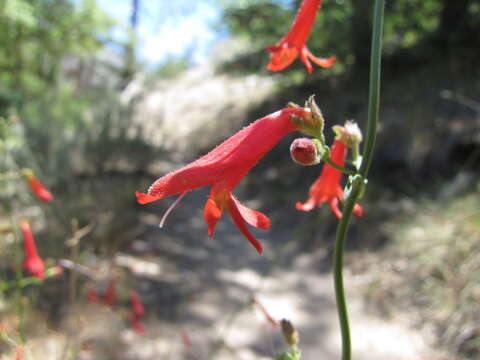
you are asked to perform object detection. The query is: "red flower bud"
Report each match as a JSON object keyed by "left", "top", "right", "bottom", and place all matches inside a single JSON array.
[{"left": 290, "top": 138, "right": 320, "bottom": 165}]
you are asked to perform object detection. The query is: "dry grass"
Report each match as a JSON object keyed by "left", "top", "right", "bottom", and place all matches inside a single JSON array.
[{"left": 354, "top": 181, "right": 480, "bottom": 359}]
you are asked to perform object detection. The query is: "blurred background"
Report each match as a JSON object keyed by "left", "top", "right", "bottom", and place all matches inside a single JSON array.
[{"left": 0, "top": 0, "right": 479, "bottom": 359}]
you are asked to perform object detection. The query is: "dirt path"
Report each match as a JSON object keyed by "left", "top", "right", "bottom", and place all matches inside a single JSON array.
[{"left": 116, "top": 189, "right": 446, "bottom": 360}]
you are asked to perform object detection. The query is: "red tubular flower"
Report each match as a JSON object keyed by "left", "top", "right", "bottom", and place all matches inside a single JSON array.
[
  {"left": 21, "top": 221, "right": 45, "bottom": 280},
  {"left": 130, "top": 313, "right": 145, "bottom": 335},
  {"left": 130, "top": 290, "right": 145, "bottom": 317},
  {"left": 266, "top": 0, "right": 335, "bottom": 73},
  {"left": 24, "top": 171, "right": 53, "bottom": 202},
  {"left": 136, "top": 107, "right": 310, "bottom": 254},
  {"left": 86, "top": 288, "right": 100, "bottom": 303},
  {"left": 181, "top": 331, "right": 192, "bottom": 348},
  {"left": 296, "top": 140, "right": 363, "bottom": 218},
  {"left": 103, "top": 280, "right": 117, "bottom": 306},
  {"left": 15, "top": 346, "right": 24, "bottom": 360}
]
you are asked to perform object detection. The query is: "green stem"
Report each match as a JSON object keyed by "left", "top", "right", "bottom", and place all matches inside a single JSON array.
[
  {"left": 323, "top": 155, "right": 355, "bottom": 176},
  {"left": 359, "top": 0, "right": 385, "bottom": 179},
  {"left": 332, "top": 0, "right": 385, "bottom": 359},
  {"left": 333, "top": 176, "right": 362, "bottom": 360}
]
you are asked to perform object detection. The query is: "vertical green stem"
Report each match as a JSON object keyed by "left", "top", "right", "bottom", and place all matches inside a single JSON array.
[
  {"left": 359, "top": 0, "right": 385, "bottom": 179},
  {"left": 332, "top": 0, "right": 385, "bottom": 359}
]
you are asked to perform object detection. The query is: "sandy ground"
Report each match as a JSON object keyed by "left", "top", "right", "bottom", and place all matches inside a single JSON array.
[{"left": 95, "top": 188, "right": 447, "bottom": 360}]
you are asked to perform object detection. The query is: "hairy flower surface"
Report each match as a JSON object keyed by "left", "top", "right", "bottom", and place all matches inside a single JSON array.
[
  {"left": 24, "top": 171, "right": 53, "bottom": 202},
  {"left": 21, "top": 221, "right": 45, "bottom": 280},
  {"left": 266, "top": 0, "right": 335, "bottom": 73},
  {"left": 136, "top": 107, "right": 310, "bottom": 254},
  {"left": 296, "top": 140, "right": 363, "bottom": 218}
]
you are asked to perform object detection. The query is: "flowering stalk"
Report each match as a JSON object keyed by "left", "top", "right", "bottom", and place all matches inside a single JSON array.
[{"left": 331, "top": 1, "right": 385, "bottom": 359}]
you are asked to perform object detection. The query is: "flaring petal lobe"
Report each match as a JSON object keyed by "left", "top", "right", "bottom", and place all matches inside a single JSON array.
[
  {"left": 204, "top": 198, "right": 223, "bottom": 236},
  {"left": 231, "top": 195, "right": 270, "bottom": 229},
  {"left": 227, "top": 199, "right": 263, "bottom": 254}
]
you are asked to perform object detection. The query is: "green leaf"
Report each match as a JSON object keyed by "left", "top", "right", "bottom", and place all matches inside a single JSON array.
[{"left": 4, "top": 0, "right": 36, "bottom": 27}]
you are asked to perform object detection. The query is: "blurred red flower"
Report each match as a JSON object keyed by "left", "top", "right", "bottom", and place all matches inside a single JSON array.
[
  {"left": 24, "top": 171, "right": 53, "bottom": 202},
  {"left": 130, "top": 290, "right": 145, "bottom": 317},
  {"left": 136, "top": 107, "right": 310, "bottom": 254},
  {"left": 15, "top": 345, "right": 24, "bottom": 360},
  {"left": 21, "top": 221, "right": 45, "bottom": 280},
  {"left": 104, "top": 280, "right": 117, "bottom": 306},
  {"left": 86, "top": 288, "right": 100, "bottom": 303},
  {"left": 266, "top": 0, "right": 335, "bottom": 73},
  {"left": 296, "top": 140, "right": 363, "bottom": 218},
  {"left": 130, "top": 313, "right": 145, "bottom": 335},
  {"left": 181, "top": 331, "right": 192, "bottom": 347}
]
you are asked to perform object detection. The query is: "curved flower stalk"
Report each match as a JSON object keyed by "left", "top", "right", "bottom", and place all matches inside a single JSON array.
[
  {"left": 136, "top": 107, "right": 312, "bottom": 254},
  {"left": 23, "top": 170, "right": 53, "bottom": 202},
  {"left": 21, "top": 221, "right": 45, "bottom": 280},
  {"left": 266, "top": 0, "right": 335, "bottom": 73},
  {"left": 296, "top": 140, "right": 363, "bottom": 218}
]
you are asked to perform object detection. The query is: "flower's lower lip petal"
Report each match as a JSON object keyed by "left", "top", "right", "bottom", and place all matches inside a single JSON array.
[
  {"left": 204, "top": 198, "right": 223, "bottom": 236},
  {"left": 300, "top": 48, "right": 313, "bottom": 73},
  {"left": 303, "top": 47, "right": 336, "bottom": 69},
  {"left": 227, "top": 199, "right": 263, "bottom": 254},
  {"left": 353, "top": 203, "right": 364, "bottom": 217},
  {"left": 230, "top": 195, "right": 271, "bottom": 229},
  {"left": 329, "top": 198, "right": 343, "bottom": 219},
  {"left": 295, "top": 198, "right": 316, "bottom": 211}
]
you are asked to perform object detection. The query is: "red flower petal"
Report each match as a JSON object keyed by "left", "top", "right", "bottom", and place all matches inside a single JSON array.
[
  {"left": 25, "top": 172, "right": 53, "bottom": 202},
  {"left": 131, "top": 290, "right": 145, "bottom": 317},
  {"left": 227, "top": 197, "right": 263, "bottom": 254},
  {"left": 266, "top": 45, "right": 298, "bottom": 72},
  {"left": 204, "top": 198, "right": 223, "bottom": 236},
  {"left": 231, "top": 195, "right": 270, "bottom": 230},
  {"left": 21, "top": 221, "right": 45, "bottom": 280},
  {"left": 353, "top": 204, "right": 364, "bottom": 217}
]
